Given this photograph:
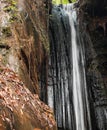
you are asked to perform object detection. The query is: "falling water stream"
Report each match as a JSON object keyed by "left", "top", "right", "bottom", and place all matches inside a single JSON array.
[
  {"left": 63, "top": 4, "right": 91, "bottom": 130},
  {"left": 48, "top": 3, "right": 92, "bottom": 130}
]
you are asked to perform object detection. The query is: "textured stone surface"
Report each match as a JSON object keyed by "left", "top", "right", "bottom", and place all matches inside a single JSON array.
[
  {"left": 0, "top": 0, "right": 49, "bottom": 96},
  {"left": 79, "top": 9, "right": 107, "bottom": 130},
  {"left": 48, "top": 4, "right": 107, "bottom": 130},
  {"left": 48, "top": 6, "right": 72, "bottom": 130},
  {"left": 0, "top": 0, "right": 57, "bottom": 129}
]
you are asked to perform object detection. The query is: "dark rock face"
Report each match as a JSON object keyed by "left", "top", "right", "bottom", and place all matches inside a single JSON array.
[
  {"left": 79, "top": 8, "right": 107, "bottom": 129},
  {"left": 48, "top": 4, "right": 107, "bottom": 130},
  {"left": 80, "top": 0, "right": 107, "bottom": 16},
  {"left": 81, "top": 30, "right": 107, "bottom": 130},
  {"left": 49, "top": 6, "right": 73, "bottom": 130}
]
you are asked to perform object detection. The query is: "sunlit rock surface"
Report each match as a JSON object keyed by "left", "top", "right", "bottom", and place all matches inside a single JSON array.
[
  {"left": 0, "top": 0, "right": 57, "bottom": 129},
  {"left": 0, "top": 0, "right": 49, "bottom": 96}
]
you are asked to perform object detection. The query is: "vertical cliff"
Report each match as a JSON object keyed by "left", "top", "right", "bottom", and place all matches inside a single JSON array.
[
  {"left": 47, "top": 1, "right": 107, "bottom": 130},
  {"left": 0, "top": 0, "right": 57, "bottom": 129},
  {"left": 79, "top": 1, "right": 107, "bottom": 129},
  {"left": 0, "top": 0, "right": 50, "bottom": 96}
]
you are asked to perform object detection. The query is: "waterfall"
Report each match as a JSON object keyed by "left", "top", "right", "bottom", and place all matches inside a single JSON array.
[
  {"left": 63, "top": 4, "right": 92, "bottom": 130},
  {"left": 48, "top": 3, "right": 92, "bottom": 130}
]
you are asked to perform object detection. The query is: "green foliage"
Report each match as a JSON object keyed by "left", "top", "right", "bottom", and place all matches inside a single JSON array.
[
  {"left": 52, "top": 0, "right": 76, "bottom": 4},
  {"left": 3, "top": 5, "right": 17, "bottom": 13},
  {"left": 3, "top": 0, "right": 18, "bottom": 23},
  {"left": 72, "top": 0, "right": 76, "bottom": 2},
  {"left": 53, "top": 0, "right": 68, "bottom": 4}
]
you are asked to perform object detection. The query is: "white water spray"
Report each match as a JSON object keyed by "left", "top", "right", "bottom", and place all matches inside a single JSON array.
[{"left": 63, "top": 4, "right": 92, "bottom": 130}]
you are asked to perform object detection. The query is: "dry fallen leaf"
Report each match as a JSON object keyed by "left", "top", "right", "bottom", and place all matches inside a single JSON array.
[{"left": 34, "top": 128, "right": 41, "bottom": 130}]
